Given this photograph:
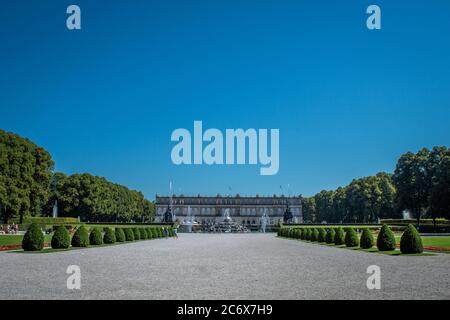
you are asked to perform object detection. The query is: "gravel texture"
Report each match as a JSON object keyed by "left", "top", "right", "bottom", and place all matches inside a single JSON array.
[{"left": 0, "top": 233, "right": 449, "bottom": 300}]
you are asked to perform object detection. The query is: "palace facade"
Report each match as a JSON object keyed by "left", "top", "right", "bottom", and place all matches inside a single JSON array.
[{"left": 155, "top": 195, "right": 303, "bottom": 226}]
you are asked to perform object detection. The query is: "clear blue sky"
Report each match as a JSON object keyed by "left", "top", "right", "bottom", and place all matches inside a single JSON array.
[{"left": 1, "top": 0, "right": 449, "bottom": 199}]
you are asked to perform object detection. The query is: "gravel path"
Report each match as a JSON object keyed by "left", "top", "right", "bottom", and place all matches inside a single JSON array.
[{"left": 0, "top": 233, "right": 449, "bottom": 300}]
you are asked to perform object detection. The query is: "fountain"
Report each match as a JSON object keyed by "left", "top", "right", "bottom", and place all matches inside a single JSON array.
[
  {"left": 260, "top": 209, "right": 269, "bottom": 233},
  {"left": 205, "top": 209, "right": 249, "bottom": 233},
  {"left": 402, "top": 210, "right": 412, "bottom": 220},
  {"left": 52, "top": 200, "right": 58, "bottom": 218}
]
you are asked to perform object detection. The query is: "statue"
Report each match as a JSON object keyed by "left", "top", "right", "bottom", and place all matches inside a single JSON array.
[
  {"left": 163, "top": 205, "right": 173, "bottom": 223},
  {"left": 283, "top": 202, "right": 293, "bottom": 223}
]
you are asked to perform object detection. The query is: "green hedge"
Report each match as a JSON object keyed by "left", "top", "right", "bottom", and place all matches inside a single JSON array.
[
  {"left": 344, "top": 228, "right": 359, "bottom": 247},
  {"left": 72, "top": 225, "right": 89, "bottom": 247},
  {"left": 115, "top": 228, "right": 126, "bottom": 242},
  {"left": 325, "top": 228, "right": 335, "bottom": 244},
  {"left": 133, "top": 228, "right": 141, "bottom": 240},
  {"left": 317, "top": 228, "right": 326, "bottom": 242},
  {"left": 51, "top": 226, "right": 71, "bottom": 249},
  {"left": 334, "top": 228, "right": 345, "bottom": 245},
  {"left": 89, "top": 228, "right": 103, "bottom": 245},
  {"left": 22, "top": 223, "right": 44, "bottom": 251},
  {"left": 139, "top": 228, "right": 148, "bottom": 240},
  {"left": 360, "top": 229, "right": 374, "bottom": 249},
  {"left": 377, "top": 224, "right": 396, "bottom": 251},
  {"left": 103, "top": 227, "right": 116, "bottom": 244},
  {"left": 400, "top": 224, "right": 423, "bottom": 254},
  {"left": 124, "top": 228, "right": 135, "bottom": 241}
]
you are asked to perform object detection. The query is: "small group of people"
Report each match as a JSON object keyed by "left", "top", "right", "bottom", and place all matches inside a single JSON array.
[
  {"left": 0, "top": 224, "right": 19, "bottom": 235},
  {"left": 163, "top": 226, "right": 178, "bottom": 239}
]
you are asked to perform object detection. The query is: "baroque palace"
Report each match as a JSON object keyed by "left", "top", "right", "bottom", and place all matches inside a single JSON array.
[{"left": 155, "top": 194, "right": 303, "bottom": 226}]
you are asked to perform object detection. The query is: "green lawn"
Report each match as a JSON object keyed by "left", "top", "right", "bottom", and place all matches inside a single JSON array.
[{"left": 0, "top": 234, "right": 53, "bottom": 246}]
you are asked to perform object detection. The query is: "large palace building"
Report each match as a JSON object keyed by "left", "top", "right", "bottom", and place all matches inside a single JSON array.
[{"left": 155, "top": 195, "right": 303, "bottom": 226}]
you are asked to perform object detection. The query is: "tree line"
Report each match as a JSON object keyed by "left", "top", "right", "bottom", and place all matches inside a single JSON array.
[
  {"left": 0, "top": 129, "right": 154, "bottom": 223},
  {"left": 302, "top": 147, "right": 450, "bottom": 224}
]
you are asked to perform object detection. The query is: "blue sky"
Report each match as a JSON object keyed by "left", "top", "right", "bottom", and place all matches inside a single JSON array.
[{"left": 1, "top": 0, "right": 449, "bottom": 199}]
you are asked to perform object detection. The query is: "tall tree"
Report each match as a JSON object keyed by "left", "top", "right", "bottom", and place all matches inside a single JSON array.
[
  {"left": 0, "top": 130, "right": 54, "bottom": 223},
  {"left": 393, "top": 149, "right": 431, "bottom": 227}
]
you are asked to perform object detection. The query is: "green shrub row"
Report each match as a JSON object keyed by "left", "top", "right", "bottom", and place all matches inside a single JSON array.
[
  {"left": 21, "top": 223, "right": 174, "bottom": 251},
  {"left": 278, "top": 224, "right": 423, "bottom": 254}
]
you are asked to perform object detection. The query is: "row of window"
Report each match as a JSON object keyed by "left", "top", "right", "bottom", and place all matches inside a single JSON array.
[{"left": 157, "top": 207, "right": 300, "bottom": 216}]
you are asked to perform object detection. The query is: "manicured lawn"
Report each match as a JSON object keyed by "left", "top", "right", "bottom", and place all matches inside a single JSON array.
[
  {"left": 0, "top": 234, "right": 52, "bottom": 246},
  {"left": 420, "top": 236, "right": 450, "bottom": 248}
]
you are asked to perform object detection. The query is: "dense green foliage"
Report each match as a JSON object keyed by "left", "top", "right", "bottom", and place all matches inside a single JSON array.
[
  {"left": 325, "top": 228, "right": 335, "bottom": 244},
  {"left": 393, "top": 147, "right": 450, "bottom": 226},
  {"left": 376, "top": 224, "right": 396, "bottom": 251},
  {"left": 47, "top": 173, "right": 154, "bottom": 222},
  {"left": 103, "top": 227, "right": 116, "bottom": 244},
  {"left": 334, "top": 228, "right": 345, "bottom": 245},
  {"left": 360, "top": 229, "right": 374, "bottom": 249},
  {"left": 400, "top": 224, "right": 423, "bottom": 254},
  {"left": 124, "top": 228, "right": 135, "bottom": 241},
  {"left": 300, "top": 228, "right": 306, "bottom": 240},
  {"left": 147, "top": 228, "right": 154, "bottom": 239},
  {"left": 139, "top": 228, "right": 148, "bottom": 240},
  {"left": 317, "top": 228, "right": 326, "bottom": 242},
  {"left": 133, "top": 228, "right": 141, "bottom": 240},
  {"left": 115, "top": 228, "right": 126, "bottom": 242},
  {"left": 89, "top": 228, "right": 103, "bottom": 245},
  {"left": 51, "top": 226, "right": 71, "bottom": 249},
  {"left": 21, "top": 223, "right": 44, "bottom": 251},
  {"left": 344, "top": 228, "right": 359, "bottom": 247},
  {"left": 0, "top": 130, "right": 54, "bottom": 224},
  {"left": 305, "top": 228, "right": 311, "bottom": 240},
  {"left": 302, "top": 172, "right": 397, "bottom": 223},
  {"left": 310, "top": 229, "right": 319, "bottom": 242},
  {"left": 71, "top": 225, "right": 89, "bottom": 247}
]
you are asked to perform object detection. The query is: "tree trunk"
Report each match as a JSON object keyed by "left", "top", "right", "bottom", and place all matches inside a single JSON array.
[{"left": 19, "top": 213, "right": 23, "bottom": 224}]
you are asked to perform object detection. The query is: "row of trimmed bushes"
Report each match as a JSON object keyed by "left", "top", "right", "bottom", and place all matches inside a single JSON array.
[
  {"left": 21, "top": 223, "right": 175, "bottom": 251},
  {"left": 278, "top": 224, "right": 423, "bottom": 254}
]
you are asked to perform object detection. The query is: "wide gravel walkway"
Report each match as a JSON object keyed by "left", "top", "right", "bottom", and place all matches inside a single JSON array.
[{"left": 1, "top": 233, "right": 449, "bottom": 299}]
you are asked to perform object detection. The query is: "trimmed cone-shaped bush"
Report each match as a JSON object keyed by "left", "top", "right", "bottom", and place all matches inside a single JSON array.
[
  {"left": 377, "top": 224, "right": 396, "bottom": 251},
  {"left": 334, "top": 228, "right": 345, "bottom": 245},
  {"left": 89, "top": 228, "right": 103, "bottom": 245},
  {"left": 147, "top": 228, "right": 153, "bottom": 239},
  {"left": 139, "top": 228, "right": 148, "bottom": 240},
  {"left": 115, "top": 228, "right": 126, "bottom": 242},
  {"left": 300, "top": 228, "right": 306, "bottom": 240},
  {"left": 325, "top": 228, "right": 335, "bottom": 244},
  {"left": 400, "top": 224, "right": 423, "bottom": 254},
  {"left": 360, "top": 229, "right": 374, "bottom": 249},
  {"left": 133, "top": 228, "right": 141, "bottom": 240},
  {"left": 72, "top": 225, "right": 89, "bottom": 247},
  {"left": 344, "top": 228, "right": 359, "bottom": 247},
  {"left": 51, "top": 226, "right": 71, "bottom": 249},
  {"left": 310, "top": 228, "right": 319, "bottom": 242},
  {"left": 307, "top": 229, "right": 313, "bottom": 240},
  {"left": 318, "top": 228, "right": 326, "bottom": 242},
  {"left": 158, "top": 228, "right": 164, "bottom": 238},
  {"left": 22, "top": 223, "right": 44, "bottom": 251},
  {"left": 103, "top": 227, "right": 116, "bottom": 244},
  {"left": 295, "top": 229, "right": 302, "bottom": 239},
  {"left": 124, "top": 228, "right": 135, "bottom": 241}
]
